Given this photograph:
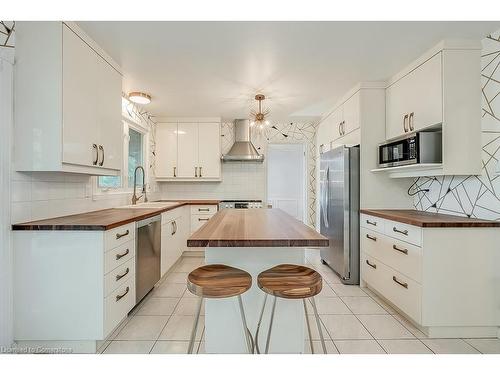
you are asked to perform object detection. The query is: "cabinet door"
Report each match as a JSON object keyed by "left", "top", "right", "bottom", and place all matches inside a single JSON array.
[
  {"left": 330, "top": 107, "right": 344, "bottom": 141},
  {"left": 96, "top": 56, "right": 122, "bottom": 170},
  {"left": 177, "top": 123, "right": 199, "bottom": 178},
  {"left": 155, "top": 123, "right": 178, "bottom": 178},
  {"left": 62, "top": 24, "right": 99, "bottom": 167},
  {"left": 406, "top": 52, "right": 443, "bottom": 133},
  {"left": 386, "top": 77, "right": 408, "bottom": 140},
  {"left": 160, "top": 220, "right": 177, "bottom": 277},
  {"left": 197, "top": 122, "right": 221, "bottom": 178},
  {"left": 342, "top": 91, "right": 360, "bottom": 135}
]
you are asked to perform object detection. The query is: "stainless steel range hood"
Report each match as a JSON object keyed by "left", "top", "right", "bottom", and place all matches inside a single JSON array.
[{"left": 221, "top": 119, "right": 264, "bottom": 162}]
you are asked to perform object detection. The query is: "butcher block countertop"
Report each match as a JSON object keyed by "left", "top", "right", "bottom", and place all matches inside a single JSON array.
[
  {"left": 187, "top": 208, "right": 329, "bottom": 247},
  {"left": 11, "top": 200, "right": 220, "bottom": 231},
  {"left": 361, "top": 209, "right": 500, "bottom": 228}
]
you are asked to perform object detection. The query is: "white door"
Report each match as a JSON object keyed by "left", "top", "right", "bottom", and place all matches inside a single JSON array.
[
  {"left": 267, "top": 143, "right": 306, "bottom": 221},
  {"left": 197, "top": 122, "right": 221, "bottom": 178},
  {"left": 177, "top": 123, "right": 198, "bottom": 178},
  {"left": 155, "top": 123, "right": 178, "bottom": 178},
  {"left": 62, "top": 24, "right": 99, "bottom": 167},
  {"left": 96, "top": 55, "right": 122, "bottom": 170},
  {"left": 342, "top": 91, "right": 360, "bottom": 135}
]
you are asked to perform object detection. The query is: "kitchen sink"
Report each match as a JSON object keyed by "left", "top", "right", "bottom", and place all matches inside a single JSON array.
[{"left": 117, "top": 201, "right": 180, "bottom": 209}]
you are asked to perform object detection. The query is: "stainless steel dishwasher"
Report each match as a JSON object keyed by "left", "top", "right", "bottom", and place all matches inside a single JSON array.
[{"left": 136, "top": 215, "right": 161, "bottom": 303}]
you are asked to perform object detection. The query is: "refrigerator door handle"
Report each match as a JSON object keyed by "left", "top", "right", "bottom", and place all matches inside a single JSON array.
[{"left": 321, "top": 167, "right": 330, "bottom": 228}]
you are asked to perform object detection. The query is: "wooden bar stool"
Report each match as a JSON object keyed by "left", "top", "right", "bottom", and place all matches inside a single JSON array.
[
  {"left": 186, "top": 264, "right": 254, "bottom": 354},
  {"left": 255, "top": 264, "right": 326, "bottom": 354}
]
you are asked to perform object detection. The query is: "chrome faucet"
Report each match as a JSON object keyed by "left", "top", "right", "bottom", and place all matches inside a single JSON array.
[{"left": 131, "top": 166, "right": 148, "bottom": 205}]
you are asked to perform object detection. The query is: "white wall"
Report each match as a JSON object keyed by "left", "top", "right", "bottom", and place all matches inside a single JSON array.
[{"left": 0, "top": 49, "right": 14, "bottom": 348}]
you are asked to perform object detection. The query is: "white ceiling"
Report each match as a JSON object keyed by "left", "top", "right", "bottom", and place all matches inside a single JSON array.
[{"left": 78, "top": 21, "right": 500, "bottom": 120}]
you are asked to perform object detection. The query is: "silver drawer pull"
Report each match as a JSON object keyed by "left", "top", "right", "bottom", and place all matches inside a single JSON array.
[
  {"left": 198, "top": 218, "right": 210, "bottom": 221},
  {"left": 116, "top": 267, "right": 130, "bottom": 281},
  {"left": 116, "top": 248, "right": 130, "bottom": 260},
  {"left": 393, "top": 227, "right": 408, "bottom": 236},
  {"left": 198, "top": 208, "right": 210, "bottom": 212},
  {"left": 116, "top": 286, "right": 130, "bottom": 301},
  {"left": 366, "top": 220, "right": 377, "bottom": 226},
  {"left": 365, "top": 259, "right": 377, "bottom": 269},
  {"left": 366, "top": 234, "right": 377, "bottom": 241},
  {"left": 392, "top": 276, "right": 408, "bottom": 289},
  {"left": 116, "top": 229, "right": 130, "bottom": 239},
  {"left": 392, "top": 244, "right": 408, "bottom": 255}
]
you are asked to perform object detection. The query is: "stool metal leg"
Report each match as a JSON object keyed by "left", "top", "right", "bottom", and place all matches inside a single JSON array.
[
  {"left": 309, "top": 297, "right": 327, "bottom": 354},
  {"left": 254, "top": 293, "right": 268, "bottom": 354},
  {"left": 265, "top": 296, "right": 277, "bottom": 354},
  {"left": 237, "top": 295, "right": 254, "bottom": 354},
  {"left": 303, "top": 299, "right": 314, "bottom": 354},
  {"left": 187, "top": 297, "right": 203, "bottom": 354}
]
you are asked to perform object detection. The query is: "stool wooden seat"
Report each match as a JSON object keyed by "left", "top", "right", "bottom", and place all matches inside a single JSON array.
[
  {"left": 186, "top": 264, "right": 253, "bottom": 354},
  {"left": 188, "top": 264, "right": 252, "bottom": 298},
  {"left": 257, "top": 264, "right": 322, "bottom": 299},
  {"left": 255, "top": 264, "right": 326, "bottom": 354}
]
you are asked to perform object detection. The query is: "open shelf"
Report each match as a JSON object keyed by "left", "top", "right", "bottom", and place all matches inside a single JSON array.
[{"left": 371, "top": 163, "right": 443, "bottom": 178}]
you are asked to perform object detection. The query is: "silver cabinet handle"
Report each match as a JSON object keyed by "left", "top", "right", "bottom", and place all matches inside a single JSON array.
[
  {"left": 403, "top": 114, "right": 409, "bottom": 132},
  {"left": 342, "top": 121, "right": 346, "bottom": 135},
  {"left": 198, "top": 218, "right": 210, "bottom": 221},
  {"left": 92, "top": 144, "right": 99, "bottom": 165},
  {"left": 338, "top": 122, "right": 342, "bottom": 136},
  {"left": 366, "top": 234, "right": 377, "bottom": 241},
  {"left": 198, "top": 208, "right": 210, "bottom": 212},
  {"left": 392, "top": 244, "right": 408, "bottom": 255},
  {"left": 115, "top": 248, "right": 129, "bottom": 260},
  {"left": 173, "top": 220, "right": 177, "bottom": 235},
  {"left": 173, "top": 166, "right": 177, "bottom": 177},
  {"left": 116, "top": 286, "right": 130, "bottom": 301},
  {"left": 366, "top": 220, "right": 377, "bottom": 226},
  {"left": 409, "top": 112, "right": 414, "bottom": 131},
  {"left": 199, "top": 166, "right": 202, "bottom": 178},
  {"left": 116, "top": 267, "right": 130, "bottom": 281},
  {"left": 392, "top": 276, "right": 408, "bottom": 289},
  {"left": 195, "top": 167, "right": 198, "bottom": 177},
  {"left": 365, "top": 259, "right": 377, "bottom": 269},
  {"left": 171, "top": 221, "right": 175, "bottom": 235},
  {"left": 98, "top": 145, "right": 104, "bottom": 166},
  {"left": 116, "top": 229, "right": 130, "bottom": 239},
  {"left": 393, "top": 226, "right": 409, "bottom": 236}
]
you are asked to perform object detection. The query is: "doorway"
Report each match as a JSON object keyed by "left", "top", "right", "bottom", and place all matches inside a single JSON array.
[{"left": 267, "top": 143, "right": 307, "bottom": 222}]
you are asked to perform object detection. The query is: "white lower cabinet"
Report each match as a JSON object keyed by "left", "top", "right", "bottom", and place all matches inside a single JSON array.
[
  {"left": 161, "top": 209, "right": 184, "bottom": 277},
  {"left": 190, "top": 204, "right": 218, "bottom": 235},
  {"left": 360, "top": 214, "right": 500, "bottom": 338},
  {"left": 13, "top": 223, "right": 137, "bottom": 352}
]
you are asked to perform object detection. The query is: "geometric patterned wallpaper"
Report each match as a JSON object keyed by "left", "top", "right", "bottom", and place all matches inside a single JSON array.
[
  {"left": 221, "top": 120, "right": 320, "bottom": 226},
  {"left": 411, "top": 30, "right": 500, "bottom": 221}
]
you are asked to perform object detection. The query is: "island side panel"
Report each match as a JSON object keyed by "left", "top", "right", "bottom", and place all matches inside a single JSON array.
[{"left": 205, "top": 247, "right": 306, "bottom": 354}]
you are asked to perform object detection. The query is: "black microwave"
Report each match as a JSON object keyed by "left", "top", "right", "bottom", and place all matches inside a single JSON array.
[{"left": 378, "top": 132, "right": 442, "bottom": 168}]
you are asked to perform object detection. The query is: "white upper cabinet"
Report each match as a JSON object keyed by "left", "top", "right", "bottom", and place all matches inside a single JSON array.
[
  {"left": 342, "top": 91, "right": 360, "bottom": 135},
  {"left": 155, "top": 120, "right": 221, "bottom": 181},
  {"left": 386, "top": 53, "right": 443, "bottom": 140},
  {"left": 14, "top": 22, "right": 123, "bottom": 175},
  {"left": 381, "top": 40, "right": 482, "bottom": 177}
]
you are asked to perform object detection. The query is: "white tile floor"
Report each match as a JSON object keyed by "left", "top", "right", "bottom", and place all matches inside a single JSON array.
[{"left": 100, "top": 254, "right": 500, "bottom": 354}]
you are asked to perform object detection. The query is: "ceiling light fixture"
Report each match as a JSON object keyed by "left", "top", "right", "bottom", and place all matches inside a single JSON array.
[
  {"left": 128, "top": 91, "right": 152, "bottom": 105},
  {"left": 250, "top": 94, "right": 270, "bottom": 130}
]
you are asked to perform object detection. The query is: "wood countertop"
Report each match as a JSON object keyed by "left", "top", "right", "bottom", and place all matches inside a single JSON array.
[
  {"left": 12, "top": 200, "right": 220, "bottom": 231},
  {"left": 187, "top": 208, "right": 329, "bottom": 247},
  {"left": 361, "top": 209, "right": 500, "bottom": 228}
]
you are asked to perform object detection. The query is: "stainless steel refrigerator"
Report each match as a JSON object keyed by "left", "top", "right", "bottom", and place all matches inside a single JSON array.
[{"left": 319, "top": 145, "right": 360, "bottom": 285}]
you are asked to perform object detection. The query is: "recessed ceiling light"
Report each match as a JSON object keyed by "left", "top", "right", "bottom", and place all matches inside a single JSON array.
[{"left": 128, "top": 91, "right": 152, "bottom": 105}]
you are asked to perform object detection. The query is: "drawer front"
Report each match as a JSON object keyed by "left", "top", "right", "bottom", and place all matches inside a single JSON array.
[
  {"left": 190, "top": 204, "right": 217, "bottom": 215},
  {"left": 361, "top": 228, "right": 422, "bottom": 282},
  {"left": 384, "top": 220, "right": 422, "bottom": 246},
  {"left": 104, "top": 278, "right": 136, "bottom": 337},
  {"left": 191, "top": 214, "right": 212, "bottom": 234},
  {"left": 105, "top": 223, "right": 135, "bottom": 251},
  {"left": 360, "top": 214, "right": 385, "bottom": 233},
  {"left": 104, "top": 258, "right": 135, "bottom": 297},
  {"left": 105, "top": 239, "right": 135, "bottom": 274},
  {"left": 362, "top": 252, "right": 422, "bottom": 324}
]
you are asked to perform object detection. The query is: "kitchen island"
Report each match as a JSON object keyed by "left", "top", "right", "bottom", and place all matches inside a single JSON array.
[{"left": 187, "top": 208, "right": 329, "bottom": 354}]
